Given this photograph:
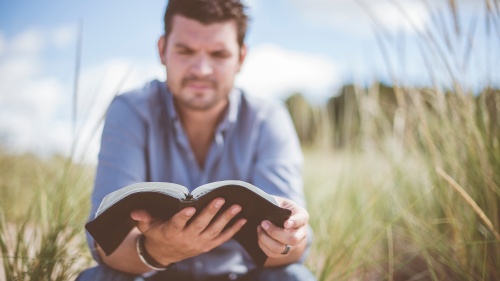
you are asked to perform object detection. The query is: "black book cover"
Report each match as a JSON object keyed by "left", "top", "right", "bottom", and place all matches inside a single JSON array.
[{"left": 85, "top": 180, "right": 292, "bottom": 266}]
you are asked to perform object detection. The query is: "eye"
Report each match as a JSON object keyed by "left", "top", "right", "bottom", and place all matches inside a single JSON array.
[
  {"left": 211, "top": 50, "right": 230, "bottom": 59},
  {"left": 177, "top": 47, "right": 194, "bottom": 55}
]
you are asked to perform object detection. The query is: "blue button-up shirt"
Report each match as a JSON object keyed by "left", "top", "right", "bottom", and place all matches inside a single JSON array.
[{"left": 87, "top": 79, "right": 306, "bottom": 278}]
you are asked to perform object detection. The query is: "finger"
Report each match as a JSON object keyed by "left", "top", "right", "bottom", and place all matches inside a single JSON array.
[
  {"left": 131, "top": 209, "right": 154, "bottom": 233},
  {"left": 285, "top": 206, "right": 309, "bottom": 230},
  {"left": 131, "top": 209, "right": 151, "bottom": 221},
  {"left": 261, "top": 220, "right": 306, "bottom": 246},
  {"left": 201, "top": 204, "right": 242, "bottom": 238},
  {"left": 257, "top": 225, "right": 284, "bottom": 258},
  {"left": 275, "top": 197, "right": 309, "bottom": 230},
  {"left": 210, "top": 218, "right": 247, "bottom": 247},
  {"left": 166, "top": 207, "right": 197, "bottom": 232},
  {"left": 187, "top": 198, "right": 225, "bottom": 234}
]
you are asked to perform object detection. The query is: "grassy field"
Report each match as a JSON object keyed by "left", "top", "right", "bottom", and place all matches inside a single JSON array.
[
  {"left": 1, "top": 97, "right": 499, "bottom": 280},
  {"left": 1, "top": 0, "right": 499, "bottom": 280},
  {"left": 300, "top": 85, "right": 500, "bottom": 280},
  {"left": 0, "top": 153, "right": 94, "bottom": 280}
]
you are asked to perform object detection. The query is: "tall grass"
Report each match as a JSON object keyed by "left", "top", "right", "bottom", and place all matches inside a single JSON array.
[
  {"left": 300, "top": 0, "right": 500, "bottom": 279},
  {"left": 0, "top": 152, "right": 94, "bottom": 280},
  {"left": 303, "top": 85, "right": 500, "bottom": 280}
]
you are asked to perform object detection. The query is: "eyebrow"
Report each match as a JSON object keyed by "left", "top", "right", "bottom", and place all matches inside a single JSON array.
[
  {"left": 174, "top": 42, "right": 229, "bottom": 53},
  {"left": 174, "top": 43, "right": 193, "bottom": 50}
]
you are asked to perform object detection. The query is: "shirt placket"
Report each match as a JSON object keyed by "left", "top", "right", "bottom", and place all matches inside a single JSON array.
[
  {"left": 198, "top": 129, "right": 226, "bottom": 186},
  {"left": 172, "top": 118, "right": 202, "bottom": 188}
]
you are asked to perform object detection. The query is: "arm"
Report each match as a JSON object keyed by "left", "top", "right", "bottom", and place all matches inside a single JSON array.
[
  {"left": 250, "top": 103, "right": 311, "bottom": 266},
  {"left": 90, "top": 96, "right": 246, "bottom": 273},
  {"left": 97, "top": 200, "right": 246, "bottom": 274},
  {"left": 259, "top": 196, "right": 310, "bottom": 267},
  {"left": 89, "top": 95, "right": 151, "bottom": 273}
]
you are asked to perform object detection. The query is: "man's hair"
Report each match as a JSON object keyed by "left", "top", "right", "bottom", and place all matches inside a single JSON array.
[{"left": 164, "top": 0, "right": 249, "bottom": 46}]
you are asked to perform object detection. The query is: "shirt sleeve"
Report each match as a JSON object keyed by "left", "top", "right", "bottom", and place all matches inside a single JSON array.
[
  {"left": 250, "top": 102, "right": 312, "bottom": 263},
  {"left": 251, "top": 102, "right": 305, "bottom": 208},
  {"left": 86, "top": 94, "right": 149, "bottom": 263}
]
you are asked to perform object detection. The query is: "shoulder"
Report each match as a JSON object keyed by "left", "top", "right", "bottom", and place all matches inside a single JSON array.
[
  {"left": 236, "top": 89, "right": 298, "bottom": 145},
  {"left": 238, "top": 89, "right": 290, "bottom": 122},
  {"left": 107, "top": 79, "right": 165, "bottom": 122}
]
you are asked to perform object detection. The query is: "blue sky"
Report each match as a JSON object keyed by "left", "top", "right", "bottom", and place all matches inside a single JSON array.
[{"left": 0, "top": 0, "right": 497, "bottom": 160}]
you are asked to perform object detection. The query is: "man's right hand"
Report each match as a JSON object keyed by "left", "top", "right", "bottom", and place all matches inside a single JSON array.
[{"left": 130, "top": 198, "right": 247, "bottom": 267}]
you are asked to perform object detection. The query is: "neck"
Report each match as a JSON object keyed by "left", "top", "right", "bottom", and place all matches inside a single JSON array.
[
  {"left": 174, "top": 98, "right": 229, "bottom": 168},
  {"left": 175, "top": 99, "right": 228, "bottom": 132}
]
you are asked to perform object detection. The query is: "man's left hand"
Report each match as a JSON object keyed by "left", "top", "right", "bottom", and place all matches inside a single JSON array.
[{"left": 257, "top": 196, "right": 309, "bottom": 267}]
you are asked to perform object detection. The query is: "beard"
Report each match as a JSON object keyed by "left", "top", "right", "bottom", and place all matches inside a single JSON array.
[
  {"left": 170, "top": 76, "right": 229, "bottom": 111},
  {"left": 181, "top": 76, "right": 217, "bottom": 89}
]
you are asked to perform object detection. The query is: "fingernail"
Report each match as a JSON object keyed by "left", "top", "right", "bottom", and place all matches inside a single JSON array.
[
  {"left": 215, "top": 199, "right": 225, "bottom": 208},
  {"left": 231, "top": 205, "right": 241, "bottom": 214},
  {"left": 285, "top": 220, "right": 294, "bottom": 229},
  {"left": 261, "top": 221, "right": 269, "bottom": 230},
  {"left": 239, "top": 219, "right": 247, "bottom": 226},
  {"left": 185, "top": 208, "right": 195, "bottom": 216}
]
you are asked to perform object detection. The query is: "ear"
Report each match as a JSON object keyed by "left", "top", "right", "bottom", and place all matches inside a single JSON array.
[
  {"left": 236, "top": 44, "right": 247, "bottom": 73},
  {"left": 158, "top": 36, "right": 167, "bottom": 66}
]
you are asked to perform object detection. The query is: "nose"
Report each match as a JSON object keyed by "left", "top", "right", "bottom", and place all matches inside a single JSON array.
[{"left": 191, "top": 54, "right": 214, "bottom": 77}]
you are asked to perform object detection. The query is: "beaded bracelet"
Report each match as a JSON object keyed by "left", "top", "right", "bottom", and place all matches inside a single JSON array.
[{"left": 136, "top": 235, "right": 173, "bottom": 271}]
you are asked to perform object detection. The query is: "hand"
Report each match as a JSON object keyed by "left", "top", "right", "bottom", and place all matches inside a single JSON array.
[
  {"left": 257, "top": 196, "right": 309, "bottom": 265},
  {"left": 130, "top": 198, "right": 247, "bottom": 266}
]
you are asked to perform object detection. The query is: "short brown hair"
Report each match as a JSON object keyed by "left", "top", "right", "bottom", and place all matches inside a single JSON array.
[{"left": 164, "top": 0, "right": 249, "bottom": 46}]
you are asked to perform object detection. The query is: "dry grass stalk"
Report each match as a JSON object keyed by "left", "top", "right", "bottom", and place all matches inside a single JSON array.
[{"left": 436, "top": 167, "right": 500, "bottom": 242}]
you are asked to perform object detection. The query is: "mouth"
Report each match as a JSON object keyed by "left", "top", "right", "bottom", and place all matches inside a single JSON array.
[
  {"left": 182, "top": 78, "right": 216, "bottom": 91},
  {"left": 186, "top": 82, "right": 212, "bottom": 90}
]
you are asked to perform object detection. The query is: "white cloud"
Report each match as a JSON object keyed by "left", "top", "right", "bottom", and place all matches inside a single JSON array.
[
  {"left": 0, "top": 53, "right": 165, "bottom": 161},
  {"left": 9, "top": 28, "right": 45, "bottom": 54},
  {"left": 52, "top": 25, "right": 77, "bottom": 49},
  {"left": 3, "top": 25, "right": 77, "bottom": 55},
  {"left": 0, "top": 24, "right": 170, "bottom": 162},
  {"left": 236, "top": 44, "right": 340, "bottom": 102},
  {"left": 290, "top": 0, "right": 483, "bottom": 37},
  {"left": 0, "top": 57, "right": 42, "bottom": 108},
  {"left": 0, "top": 54, "right": 66, "bottom": 156},
  {"left": 0, "top": 23, "right": 167, "bottom": 161},
  {"left": 70, "top": 58, "right": 165, "bottom": 163},
  {"left": 0, "top": 28, "right": 68, "bottom": 156},
  {"left": 243, "top": 0, "right": 258, "bottom": 8},
  {"left": 0, "top": 32, "right": 5, "bottom": 56},
  {"left": 290, "top": 0, "right": 432, "bottom": 36}
]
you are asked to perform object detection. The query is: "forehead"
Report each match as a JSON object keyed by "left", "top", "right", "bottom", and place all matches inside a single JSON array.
[{"left": 168, "top": 15, "right": 239, "bottom": 49}]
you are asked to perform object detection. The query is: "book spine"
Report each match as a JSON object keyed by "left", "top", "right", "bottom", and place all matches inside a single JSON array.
[{"left": 178, "top": 197, "right": 197, "bottom": 209}]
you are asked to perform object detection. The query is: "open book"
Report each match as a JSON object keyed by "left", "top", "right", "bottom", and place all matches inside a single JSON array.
[{"left": 85, "top": 180, "right": 292, "bottom": 266}]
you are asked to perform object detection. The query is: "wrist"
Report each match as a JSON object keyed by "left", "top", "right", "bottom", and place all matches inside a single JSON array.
[{"left": 136, "top": 234, "right": 174, "bottom": 271}]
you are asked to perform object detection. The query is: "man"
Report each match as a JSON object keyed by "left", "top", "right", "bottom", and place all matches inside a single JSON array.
[{"left": 76, "top": 0, "right": 315, "bottom": 280}]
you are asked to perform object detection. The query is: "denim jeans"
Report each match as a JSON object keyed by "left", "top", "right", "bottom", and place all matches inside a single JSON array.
[{"left": 75, "top": 263, "right": 316, "bottom": 281}]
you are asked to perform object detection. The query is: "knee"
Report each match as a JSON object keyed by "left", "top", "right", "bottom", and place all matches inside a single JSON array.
[
  {"left": 75, "top": 264, "right": 138, "bottom": 281},
  {"left": 245, "top": 263, "right": 316, "bottom": 281}
]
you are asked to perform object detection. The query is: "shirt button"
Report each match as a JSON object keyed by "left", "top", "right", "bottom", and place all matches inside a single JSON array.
[
  {"left": 195, "top": 261, "right": 203, "bottom": 269},
  {"left": 228, "top": 273, "right": 238, "bottom": 280}
]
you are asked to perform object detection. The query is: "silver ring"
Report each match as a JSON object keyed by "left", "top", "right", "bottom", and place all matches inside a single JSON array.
[{"left": 281, "top": 244, "right": 291, "bottom": 255}]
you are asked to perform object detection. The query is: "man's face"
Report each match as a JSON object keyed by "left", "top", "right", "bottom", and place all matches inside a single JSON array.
[{"left": 158, "top": 15, "right": 246, "bottom": 111}]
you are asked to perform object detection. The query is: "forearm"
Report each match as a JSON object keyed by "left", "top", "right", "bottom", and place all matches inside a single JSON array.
[{"left": 96, "top": 228, "right": 155, "bottom": 275}]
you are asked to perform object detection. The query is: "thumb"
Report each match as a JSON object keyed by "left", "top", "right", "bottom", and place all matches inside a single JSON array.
[{"left": 131, "top": 209, "right": 153, "bottom": 233}]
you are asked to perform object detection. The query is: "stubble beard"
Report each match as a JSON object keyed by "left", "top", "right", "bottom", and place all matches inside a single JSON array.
[{"left": 174, "top": 77, "right": 228, "bottom": 111}]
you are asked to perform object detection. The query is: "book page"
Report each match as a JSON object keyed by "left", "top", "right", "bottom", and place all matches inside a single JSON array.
[
  {"left": 95, "top": 182, "right": 189, "bottom": 217},
  {"left": 191, "top": 180, "right": 279, "bottom": 205}
]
